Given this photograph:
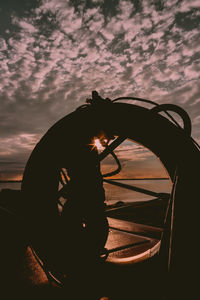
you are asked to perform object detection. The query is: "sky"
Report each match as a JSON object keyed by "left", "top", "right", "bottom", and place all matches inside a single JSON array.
[{"left": 0, "top": 0, "right": 200, "bottom": 180}]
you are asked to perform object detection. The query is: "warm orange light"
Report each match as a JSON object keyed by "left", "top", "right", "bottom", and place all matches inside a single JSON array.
[{"left": 94, "top": 138, "right": 104, "bottom": 151}]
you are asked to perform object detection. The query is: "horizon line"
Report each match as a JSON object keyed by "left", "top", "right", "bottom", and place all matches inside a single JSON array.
[
  {"left": 0, "top": 177, "right": 169, "bottom": 183},
  {"left": 0, "top": 180, "right": 22, "bottom": 183}
]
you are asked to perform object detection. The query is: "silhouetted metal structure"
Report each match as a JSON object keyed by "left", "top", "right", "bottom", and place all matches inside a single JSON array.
[{"left": 21, "top": 91, "right": 200, "bottom": 299}]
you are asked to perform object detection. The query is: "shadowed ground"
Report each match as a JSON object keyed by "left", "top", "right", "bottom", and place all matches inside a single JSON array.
[{"left": 0, "top": 189, "right": 168, "bottom": 299}]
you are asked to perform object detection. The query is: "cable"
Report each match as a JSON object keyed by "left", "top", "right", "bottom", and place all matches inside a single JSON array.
[
  {"left": 112, "top": 97, "right": 185, "bottom": 130},
  {"left": 151, "top": 104, "right": 192, "bottom": 136},
  {"left": 102, "top": 150, "right": 121, "bottom": 177},
  {"left": 112, "top": 96, "right": 158, "bottom": 107},
  {"left": 20, "top": 92, "right": 200, "bottom": 289},
  {"left": 112, "top": 96, "right": 200, "bottom": 150},
  {"left": 30, "top": 246, "right": 64, "bottom": 287},
  {"left": 159, "top": 168, "right": 178, "bottom": 273}
]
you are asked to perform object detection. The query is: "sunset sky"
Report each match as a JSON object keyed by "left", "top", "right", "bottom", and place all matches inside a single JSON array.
[{"left": 0, "top": 0, "right": 200, "bottom": 180}]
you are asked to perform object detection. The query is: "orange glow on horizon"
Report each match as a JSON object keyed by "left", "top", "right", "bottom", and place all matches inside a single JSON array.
[{"left": 0, "top": 174, "right": 22, "bottom": 182}]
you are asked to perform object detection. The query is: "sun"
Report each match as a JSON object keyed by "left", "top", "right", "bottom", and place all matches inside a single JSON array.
[
  {"left": 90, "top": 134, "right": 109, "bottom": 152},
  {"left": 94, "top": 138, "right": 104, "bottom": 151}
]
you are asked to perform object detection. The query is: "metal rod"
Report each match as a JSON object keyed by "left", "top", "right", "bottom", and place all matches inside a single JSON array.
[
  {"left": 57, "top": 137, "right": 126, "bottom": 198},
  {"left": 99, "top": 136, "right": 127, "bottom": 161},
  {"left": 108, "top": 239, "right": 149, "bottom": 254},
  {"left": 103, "top": 178, "right": 169, "bottom": 200},
  {"left": 167, "top": 171, "right": 178, "bottom": 271}
]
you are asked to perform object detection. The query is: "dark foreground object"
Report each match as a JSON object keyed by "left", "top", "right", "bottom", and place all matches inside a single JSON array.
[
  {"left": 1, "top": 96, "right": 199, "bottom": 299},
  {"left": 0, "top": 189, "right": 168, "bottom": 300},
  {"left": 0, "top": 188, "right": 199, "bottom": 299}
]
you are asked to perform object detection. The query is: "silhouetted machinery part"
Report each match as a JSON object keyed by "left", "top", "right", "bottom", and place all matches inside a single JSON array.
[{"left": 21, "top": 92, "right": 199, "bottom": 297}]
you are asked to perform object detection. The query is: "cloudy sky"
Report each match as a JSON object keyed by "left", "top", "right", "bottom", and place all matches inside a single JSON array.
[{"left": 0, "top": 0, "right": 200, "bottom": 180}]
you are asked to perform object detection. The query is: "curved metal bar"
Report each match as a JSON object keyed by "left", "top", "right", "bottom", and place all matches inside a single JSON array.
[
  {"left": 102, "top": 151, "right": 121, "bottom": 177},
  {"left": 151, "top": 104, "right": 192, "bottom": 136},
  {"left": 112, "top": 96, "right": 158, "bottom": 107}
]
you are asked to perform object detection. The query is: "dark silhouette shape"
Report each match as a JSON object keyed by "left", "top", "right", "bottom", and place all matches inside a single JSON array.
[{"left": 0, "top": 91, "right": 199, "bottom": 299}]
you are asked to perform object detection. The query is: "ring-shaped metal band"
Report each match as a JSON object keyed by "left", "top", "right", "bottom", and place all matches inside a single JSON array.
[{"left": 21, "top": 102, "right": 199, "bottom": 279}]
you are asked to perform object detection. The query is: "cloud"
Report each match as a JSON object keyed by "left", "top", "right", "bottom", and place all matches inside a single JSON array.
[
  {"left": 114, "top": 143, "right": 154, "bottom": 161},
  {"left": 99, "top": 139, "right": 168, "bottom": 179},
  {"left": 0, "top": 0, "right": 200, "bottom": 179},
  {"left": 0, "top": 133, "right": 39, "bottom": 180},
  {"left": 0, "top": 134, "right": 38, "bottom": 159}
]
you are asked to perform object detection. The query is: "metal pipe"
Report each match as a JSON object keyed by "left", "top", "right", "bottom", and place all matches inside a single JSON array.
[
  {"left": 103, "top": 178, "right": 169, "bottom": 200},
  {"left": 99, "top": 136, "right": 127, "bottom": 161}
]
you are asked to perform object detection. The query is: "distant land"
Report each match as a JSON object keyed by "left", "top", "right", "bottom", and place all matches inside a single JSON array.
[
  {"left": 106, "top": 178, "right": 169, "bottom": 180},
  {"left": 0, "top": 180, "right": 22, "bottom": 183},
  {"left": 0, "top": 178, "right": 169, "bottom": 183}
]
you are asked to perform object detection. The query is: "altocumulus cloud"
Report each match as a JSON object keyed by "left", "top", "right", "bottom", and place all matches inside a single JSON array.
[{"left": 0, "top": 0, "right": 200, "bottom": 179}]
